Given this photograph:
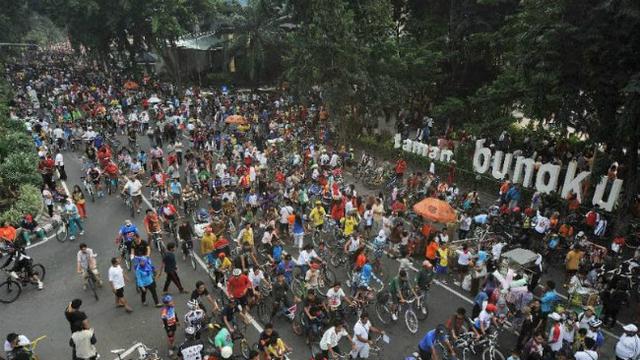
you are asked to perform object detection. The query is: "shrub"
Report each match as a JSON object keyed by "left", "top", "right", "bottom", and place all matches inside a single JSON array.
[{"left": 0, "top": 184, "right": 42, "bottom": 225}]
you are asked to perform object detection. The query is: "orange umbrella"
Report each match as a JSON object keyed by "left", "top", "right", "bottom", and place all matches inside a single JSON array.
[
  {"left": 225, "top": 115, "right": 247, "bottom": 125},
  {"left": 412, "top": 197, "right": 457, "bottom": 224},
  {"left": 124, "top": 80, "right": 139, "bottom": 90}
]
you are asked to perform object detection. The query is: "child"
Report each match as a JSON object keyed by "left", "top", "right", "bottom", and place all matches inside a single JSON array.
[
  {"left": 436, "top": 243, "right": 449, "bottom": 284},
  {"left": 160, "top": 294, "right": 179, "bottom": 356}
]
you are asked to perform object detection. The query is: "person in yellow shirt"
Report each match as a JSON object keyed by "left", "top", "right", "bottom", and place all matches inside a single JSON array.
[
  {"left": 200, "top": 227, "right": 216, "bottom": 264},
  {"left": 236, "top": 222, "right": 255, "bottom": 250},
  {"left": 309, "top": 201, "right": 327, "bottom": 229},
  {"left": 341, "top": 211, "right": 359, "bottom": 237},
  {"left": 436, "top": 244, "right": 450, "bottom": 282}
]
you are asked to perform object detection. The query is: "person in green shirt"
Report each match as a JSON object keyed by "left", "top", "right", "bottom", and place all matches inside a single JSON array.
[
  {"left": 212, "top": 324, "right": 234, "bottom": 351},
  {"left": 388, "top": 270, "right": 417, "bottom": 321}
]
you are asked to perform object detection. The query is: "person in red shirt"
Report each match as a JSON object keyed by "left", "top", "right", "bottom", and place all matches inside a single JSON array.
[
  {"left": 395, "top": 157, "right": 407, "bottom": 178},
  {"left": 330, "top": 201, "right": 345, "bottom": 222},
  {"left": 38, "top": 154, "right": 56, "bottom": 189},
  {"left": 97, "top": 145, "right": 112, "bottom": 167},
  {"left": 227, "top": 268, "right": 251, "bottom": 318},
  {"left": 585, "top": 207, "right": 599, "bottom": 228}
]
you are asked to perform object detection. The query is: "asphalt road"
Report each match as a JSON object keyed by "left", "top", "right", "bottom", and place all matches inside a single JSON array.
[{"left": 0, "top": 134, "right": 624, "bottom": 360}]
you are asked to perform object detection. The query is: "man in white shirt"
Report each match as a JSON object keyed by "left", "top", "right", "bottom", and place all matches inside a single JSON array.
[
  {"left": 319, "top": 322, "right": 355, "bottom": 359},
  {"left": 574, "top": 337, "right": 598, "bottom": 360},
  {"left": 325, "top": 282, "right": 352, "bottom": 310},
  {"left": 616, "top": 324, "right": 640, "bottom": 360},
  {"left": 122, "top": 176, "right": 143, "bottom": 213},
  {"left": 108, "top": 257, "right": 133, "bottom": 312},
  {"left": 55, "top": 151, "right": 67, "bottom": 180},
  {"left": 351, "top": 313, "right": 385, "bottom": 359},
  {"left": 279, "top": 204, "right": 294, "bottom": 235}
]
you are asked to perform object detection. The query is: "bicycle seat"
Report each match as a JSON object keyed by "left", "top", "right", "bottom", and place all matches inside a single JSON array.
[{"left": 110, "top": 348, "right": 125, "bottom": 354}]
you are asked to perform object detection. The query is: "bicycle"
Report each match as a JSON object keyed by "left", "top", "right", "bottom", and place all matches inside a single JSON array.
[
  {"left": 150, "top": 231, "right": 166, "bottom": 256},
  {"left": 374, "top": 290, "right": 419, "bottom": 333},
  {"left": 118, "top": 241, "right": 132, "bottom": 271},
  {"left": 85, "top": 267, "right": 100, "bottom": 301},
  {"left": 181, "top": 238, "right": 197, "bottom": 270},
  {"left": 81, "top": 176, "right": 96, "bottom": 202},
  {"left": 0, "top": 264, "right": 46, "bottom": 303},
  {"left": 123, "top": 193, "right": 135, "bottom": 217},
  {"left": 52, "top": 213, "right": 68, "bottom": 242},
  {"left": 454, "top": 330, "right": 505, "bottom": 360}
]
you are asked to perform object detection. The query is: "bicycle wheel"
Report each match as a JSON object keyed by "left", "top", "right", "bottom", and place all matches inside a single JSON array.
[
  {"left": 322, "top": 268, "right": 336, "bottom": 288},
  {"left": 375, "top": 301, "right": 392, "bottom": 325},
  {"left": 123, "top": 254, "right": 131, "bottom": 271},
  {"left": 55, "top": 221, "right": 68, "bottom": 242},
  {"left": 404, "top": 308, "right": 419, "bottom": 334},
  {"left": 239, "top": 339, "right": 250, "bottom": 358},
  {"left": 88, "top": 275, "right": 99, "bottom": 301},
  {"left": 416, "top": 302, "right": 429, "bottom": 321},
  {"left": 330, "top": 252, "right": 345, "bottom": 268},
  {"left": 32, "top": 264, "right": 46, "bottom": 281},
  {"left": 292, "top": 311, "right": 303, "bottom": 336},
  {"left": 0, "top": 279, "right": 22, "bottom": 303},
  {"left": 482, "top": 347, "right": 505, "bottom": 360},
  {"left": 190, "top": 253, "right": 197, "bottom": 270}
]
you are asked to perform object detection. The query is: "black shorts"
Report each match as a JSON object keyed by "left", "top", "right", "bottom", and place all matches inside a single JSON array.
[
  {"left": 232, "top": 293, "right": 248, "bottom": 307},
  {"left": 165, "top": 325, "right": 176, "bottom": 337},
  {"left": 457, "top": 264, "right": 469, "bottom": 274},
  {"left": 115, "top": 287, "right": 124, "bottom": 298},
  {"left": 279, "top": 222, "right": 288, "bottom": 233}
]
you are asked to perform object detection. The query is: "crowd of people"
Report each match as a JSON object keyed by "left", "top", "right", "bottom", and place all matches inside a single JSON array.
[{"left": 1, "top": 47, "right": 640, "bottom": 360}]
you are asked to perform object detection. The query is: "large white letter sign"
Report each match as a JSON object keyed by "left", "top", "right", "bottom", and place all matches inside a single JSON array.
[
  {"left": 560, "top": 161, "right": 590, "bottom": 203},
  {"left": 440, "top": 149, "right": 454, "bottom": 163},
  {"left": 402, "top": 139, "right": 412, "bottom": 152},
  {"left": 512, "top": 156, "right": 535, "bottom": 187},
  {"left": 428, "top": 146, "right": 440, "bottom": 160},
  {"left": 473, "top": 139, "right": 491, "bottom": 174},
  {"left": 412, "top": 141, "right": 427, "bottom": 156},
  {"left": 592, "top": 177, "right": 624, "bottom": 212},
  {"left": 491, "top": 151, "right": 513, "bottom": 180},
  {"left": 535, "top": 163, "right": 561, "bottom": 194},
  {"left": 394, "top": 133, "right": 402, "bottom": 148}
]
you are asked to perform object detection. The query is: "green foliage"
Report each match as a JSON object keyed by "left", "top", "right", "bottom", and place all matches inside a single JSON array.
[
  {"left": 0, "top": 184, "right": 42, "bottom": 225},
  {"left": 0, "top": 152, "right": 42, "bottom": 191}
]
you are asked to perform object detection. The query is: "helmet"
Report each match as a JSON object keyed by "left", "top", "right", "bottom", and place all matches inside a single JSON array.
[
  {"left": 436, "top": 324, "right": 447, "bottom": 336},
  {"left": 162, "top": 294, "right": 173, "bottom": 304},
  {"left": 577, "top": 231, "right": 585, "bottom": 238},
  {"left": 187, "top": 299, "right": 199, "bottom": 310},
  {"left": 184, "top": 326, "right": 196, "bottom": 335},
  {"left": 422, "top": 260, "right": 432, "bottom": 268},
  {"left": 220, "top": 346, "right": 233, "bottom": 359},
  {"left": 232, "top": 268, "right": 242, "bottom": 276},
  {"left": 124, "top": 219, "right": 132, "bottom": 225},
  {"left": 512, "top": 207, "right": 521, "bottom": 214},
  {"left": 197, "top": 208, "right": 209, "bottom": 220},
  {"left": 485, "top": 304, "right": 497, "bottom": 312},
  {"left": 589, "top": 319, "right": 602, "bottom": 328}
]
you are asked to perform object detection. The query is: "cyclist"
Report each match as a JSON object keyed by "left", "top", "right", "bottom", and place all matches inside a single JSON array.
[
  {"left": 0, "top": 241, "right": 43, "bottom": 289},
  {"left": 388, "top": 270, "right": 417, "bottom": 321},
  {"left": 190, "top": 280, "right": 220, "bottom": 315},
  {"left": 177, "top": 326, "right": 204, "bottom": 360},
  {"left": 325, "top": 281, "right": 353, "bottom": 322},
  {"left": 446, "top": 307, "right": 474, "bottom": 342},
  {"left": 270, "top": 273, "right": 294, "bottom": 319},
  {"left": 308, "top": 201, "right": 326, "bottom": 231},
  {"left": 415, "top": 260, "right": 434, "bottom": 304},
  {"left": 227, "top": 268, "right": 251, "bottom": 319},
  {"left": 353, "top": 262, "right": 382, "bottom": 298},
  {"left": 86, "top": 165, "right": 103, "bottom": 197},
  {"left": 159, "top": 200, "right": 180, "bottom": 233},
  {"left": 184, "top": 300, "right": 206, "bottom": 339},
  {"left": 178, "top": 219, "right": 195, "bottom": 261},
  {"left": 248, "top": 266, "right": 270, "bottom": 304},
  {"left": 213, "top": 253, "right": 233, "bottom": 284},
  {"left": 76, "top": 243, "right": 102, "bottom": 289},
  {"left": 276, "top": 254, "right": 296, "bottom": 285},
  {"left": 318, "top": 321, "right": 355, "bottom": 359},
  {"left": 303, "top": 289, "right": 327, "bottom": 344},
  {"left": 143, "top": 209, "right": 162, "bottom": 243},
  {"left": 351, "top": 312, "right": 385, "bottom": 360},
  {"left": 103, "top": 160, "right": 120, "bottom": 193},
  {"left": 473, "top": 303, "right": 498, "bottom": 337},
  {"left": 417, "top": 324, "right": 456, "bottom": 360},
  {"left": 121, "top": 175, "right": 143, "bottom": 214},
  {"left": 210, "top": 323, "right": 233, "bottom": 359},
  {"left": 117, "top": 219, "right": 140, "bottom": 256},
  {"left": 258, "top": 323, "right": 292, "bottom": 360}
]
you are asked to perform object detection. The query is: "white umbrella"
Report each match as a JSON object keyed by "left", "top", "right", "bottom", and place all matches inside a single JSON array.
[{"left": 148, "top": 95, "right": 162, "bottom": 104}]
